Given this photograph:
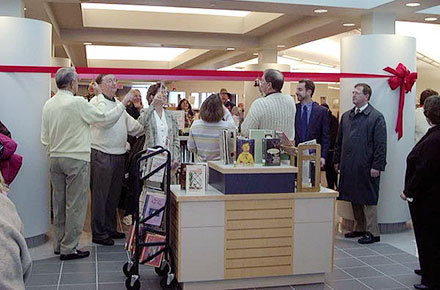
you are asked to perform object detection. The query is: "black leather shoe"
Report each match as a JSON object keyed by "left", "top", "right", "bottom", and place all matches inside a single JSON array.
[
  {"left": 414, "top": 284, "right": 431, "bottom": 290},
  {"left": 60, "top": 250, "right": 90, "bottom": 261},
  {"left": 344, "top": 231, "right": 366, "bottom": 238},
  {"left": 358, "top": 233, "right": 380, "bottom": 244},
  {"left": 54, "top": 251, "right": 60, "bottom": 255},
  {"left": 93, "top": 237, "right": 115, "bottom": 246},
  {"left": 415, "top": 269, "right": 422, "bottom": 276},
  {"left": 109, "top": 232, "right": 126, "bottom": 239}
]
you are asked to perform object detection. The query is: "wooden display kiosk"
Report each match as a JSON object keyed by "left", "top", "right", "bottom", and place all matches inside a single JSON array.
[{"left": 170, "top": 160, "right": 338, "bottom": 290}]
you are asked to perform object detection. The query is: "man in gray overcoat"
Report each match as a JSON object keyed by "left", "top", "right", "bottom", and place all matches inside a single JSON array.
[{"left": 334, "top": 83, "right": 387, "bottom": 244}]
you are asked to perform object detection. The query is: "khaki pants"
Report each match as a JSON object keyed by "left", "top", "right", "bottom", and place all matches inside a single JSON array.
[
  {"left": 50, "top": 157, "right": 89, "bottom": 255},
  {"left": 352, "top": 203, "right": 380, "bottom": 237}
]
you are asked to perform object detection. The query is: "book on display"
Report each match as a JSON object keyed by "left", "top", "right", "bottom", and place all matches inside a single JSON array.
[
  {"left": 236, "top": 138, "right": 255, "bottom": 166},
  {"left": 185, "top": 163, "right": 206, "bottom": 193},
  {"left": 262, "top": 138, "right": 281, "bottom": 166},
  {"left": 140, "top": 233, "right": 165, "bottom": 267},
  {"left": 142, "top": 193, "right": 166, "bottom": 227},
  {"left": 219, "top": 128, "right": 237, "bottom": 165},
  {"left": 249, "top": 129, "right": 275, "bottom": 163}
]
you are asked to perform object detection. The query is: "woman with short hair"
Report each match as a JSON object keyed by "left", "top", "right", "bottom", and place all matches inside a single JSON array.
[
  {"left": 138, "top": 83, "right": 180, "bottom": 176},
  {"left": 187, "top": 94, "right": 236, "bottom": 162}
]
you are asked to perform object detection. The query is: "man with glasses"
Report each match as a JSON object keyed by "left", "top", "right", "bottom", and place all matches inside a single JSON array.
[
  {"left": 241, "top": 69, "right": 296, "bottom": 139},
  {"left": 334, "top": 83, "right": 387, "bottom": 244},
  {"left": 41, "top": 68, "right": 134, "bottom": 259},
  {"left": 90, "top": 74, "right": 144, "bottom": 246}
]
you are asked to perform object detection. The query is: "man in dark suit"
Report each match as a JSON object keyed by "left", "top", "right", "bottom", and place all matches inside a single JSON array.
[{"left": 295, "top": 79, "right": 330, "bottom": 167}]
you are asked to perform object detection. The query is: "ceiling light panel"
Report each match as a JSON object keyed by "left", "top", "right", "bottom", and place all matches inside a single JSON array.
[
  {"left": 405, "top": 3, "right": 420, "bottom": 7},
  {"left": 233, "top": 0, "right": 393, "bottom": 9},
  {"left": 82, "top": 3, "right": 250, "bottom": 17},
  {"left": 86, "top": 45, "right": 188, "bottom": 61}
]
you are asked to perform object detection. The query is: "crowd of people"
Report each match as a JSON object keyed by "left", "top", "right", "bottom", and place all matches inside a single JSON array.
[{"left": 1, "top": 66, "right": 438, "bottom": 289}]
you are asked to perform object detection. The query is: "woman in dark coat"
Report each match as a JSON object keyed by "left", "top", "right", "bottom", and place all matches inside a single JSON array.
[{"left": 401, "top": 95, "right": 440, "bottom": 290}]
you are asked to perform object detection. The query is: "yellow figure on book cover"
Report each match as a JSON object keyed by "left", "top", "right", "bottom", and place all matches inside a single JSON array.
[{"left": 236, "top": 142, "right": 254, "bottom": 166}]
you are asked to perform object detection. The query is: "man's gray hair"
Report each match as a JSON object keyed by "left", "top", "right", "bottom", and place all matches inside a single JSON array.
[
  {"left": 263, "top": 69, "right": 284, "bottom": 92},
  {"left": 55, "top": 67, "right": 77, "bottom": 89}
]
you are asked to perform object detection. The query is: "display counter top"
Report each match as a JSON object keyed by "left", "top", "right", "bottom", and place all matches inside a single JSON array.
[
  {"left": 208, "top": 160, "right": 298, "bottom": 174},
  {"left": 170, "top": 184, "right": 338, "bottom": 202}
]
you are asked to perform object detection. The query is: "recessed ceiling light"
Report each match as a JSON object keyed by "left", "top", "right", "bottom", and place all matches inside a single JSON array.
[
  {"left": 425, "top": 17, "right": 438, "bottom": 21},
  {"left": 277, "top": 44, "right": 286, "bottom": 48},
  {"left": 226, "top": 47, "right": 235, "bottom": 51},
  {"left": 314, "top": 9, "right": 328, "bottom": 13},
  {"left": 343, "top": 23, "right": 355, "bottom": 27},
  {"left": 82, "top": 3, "right": 250, "bottom": 17},
  {"left": 84, "top": 42, "right": 93, "bottom": 45},
  {"left": 405, "top": 2, "right": 421, "bottom": 7},
  {"left": 86, "top": 45, "right": 188, "bottom": 61},
  {"left": 253, "top": 53, "right": 259, "bottom": 56}
]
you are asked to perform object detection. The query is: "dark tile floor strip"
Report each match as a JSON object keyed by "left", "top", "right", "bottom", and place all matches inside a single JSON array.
[{"left": 26, "top": 238, "right": 420, "bottom": 290}]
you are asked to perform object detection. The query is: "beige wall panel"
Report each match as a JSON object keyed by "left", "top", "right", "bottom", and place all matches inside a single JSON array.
[
  {"left": 293, "top": 222, "right": 333, "bottom": 274},
  {"left": 180, "top": 201, "right": 224, "bottom": 228},
  {"left": 294, "top": 198, "right": 334, "bottom": 223},
  {"left": 180, "top": 227, "right": 224, "bottom": 282},
  {"left": 226, "top": 237, "right": 292, "bottom": 249},
  {"left": 226, "top": 227, "right": 293, "bottom": 239}
]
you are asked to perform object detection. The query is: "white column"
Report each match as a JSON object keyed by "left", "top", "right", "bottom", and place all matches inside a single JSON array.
[
  {"left": 244, "top": 48, "right": 291, "bottom": 112},
  {"left": 0, "top": 0, "right": 24, "bottom": 17},
  {"left": 361, "top": 12, "right": 396, "bottom": 35},
  {"left": 0, "top": 15, "right": 52, "bottom": 239},
  {"left": 339, "top": 34, "right": 416, "bottom": 227}
]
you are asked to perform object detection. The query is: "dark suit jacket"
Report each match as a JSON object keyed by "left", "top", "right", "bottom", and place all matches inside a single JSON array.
[{"left": 295, "top": 102, "right": 330, "bottom": 159}]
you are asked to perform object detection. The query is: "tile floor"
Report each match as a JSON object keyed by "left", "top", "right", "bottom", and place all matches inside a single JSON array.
[{"left": 26, "top": 223, "right": 421, "bottom": 290}]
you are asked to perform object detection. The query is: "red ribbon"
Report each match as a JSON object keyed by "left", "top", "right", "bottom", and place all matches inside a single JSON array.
[
  {"left": 383, "top": 63, "right": 417, "bottom": 140},
  {"left": 0, "top": 65, "right": 389, "bottom": 82}
]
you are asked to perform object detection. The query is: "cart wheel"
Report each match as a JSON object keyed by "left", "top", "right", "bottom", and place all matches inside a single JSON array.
[
  {"left": 125, "top": 277, "right": 141, "bottom": 290},
  {"left": 123, "top": 262, "right": 135, "bottom": 277},
  {"left": 160, "top": 276, "right": 176, "bottom": 290},
  {"left": 155, "top": 263, "right": 170, "bottom": 277}
]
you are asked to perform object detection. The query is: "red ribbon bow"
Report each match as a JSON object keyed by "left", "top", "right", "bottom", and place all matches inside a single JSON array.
[{"left": 383, "top": 63, "right": 417, "bottom": 140}]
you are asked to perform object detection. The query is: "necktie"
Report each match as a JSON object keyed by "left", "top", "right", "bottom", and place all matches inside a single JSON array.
[
  {"left": 355, "top": 108, "right": 361, "bottom": 115},
  {"left": 300, "top": 105, "right": 308, "bottom": 142}
]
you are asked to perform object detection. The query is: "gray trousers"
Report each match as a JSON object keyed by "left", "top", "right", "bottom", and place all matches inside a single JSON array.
[
  {"left": 352, "top": 203, "right": 380, "bottom": 237},
  {"left": 90, "top": 149, "right": 125, "bottom": 240},
  {"left": 50, "top": 157, "right": 89, "bottom": 255}
]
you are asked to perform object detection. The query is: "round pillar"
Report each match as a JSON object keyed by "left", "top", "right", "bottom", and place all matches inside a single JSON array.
[
  {"left": 0, "top": 16, "right": 52, "bottom": 242},
  {"left": 339, "top": 34, "right": 416, "bottom": 232}
]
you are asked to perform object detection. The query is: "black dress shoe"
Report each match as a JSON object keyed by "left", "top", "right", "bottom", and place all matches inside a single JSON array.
[
  {"left": 109, "top": 232, "right": 126, "bottom": 239},
  {"left": 54, "top": 251, "right": 60, "bottom": 255},
  {"left": 344, "top": 231, "right": 366, "bottom": 238},
  {"left": 358, "top": 233, "right": 380, "bottom": 244},
  {"left": 60, "top": 250, "right": 90, "bottom": 261},
  {"left": 414, "top": 284, "right": 431, "bottom": 290},
  {"left": 93, "top": 237, "right": 115, "bottom": 246},
  {"left": 415, "top": 269, "right": 422, "bottom": 276}
]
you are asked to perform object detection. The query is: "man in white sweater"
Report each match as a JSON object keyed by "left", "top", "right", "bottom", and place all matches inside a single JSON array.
[
  {"left": 41, "top": 68, "right": 133, "bottom": 260},
  {"left": 241, "top": 69, "right": 296, "bottom": 139},
  {"left": 90, "top": 74, "right": 144, "bottom": 246}
]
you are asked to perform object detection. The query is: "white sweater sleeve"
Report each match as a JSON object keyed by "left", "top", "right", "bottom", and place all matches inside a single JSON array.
[
  {"left": 125, "top": 112, "right": 144, "bottom": 137},
  {"left": 78, "top": 95, "right": 125, "bottom": 127}
]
